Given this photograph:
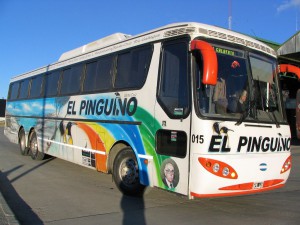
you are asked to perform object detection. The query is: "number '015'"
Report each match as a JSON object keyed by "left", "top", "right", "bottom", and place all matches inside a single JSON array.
[{"left": 192, "top": 135, "right": 204, "bottom": 144}]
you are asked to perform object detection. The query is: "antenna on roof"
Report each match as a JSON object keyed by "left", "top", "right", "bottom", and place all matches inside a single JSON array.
[{"left": 228, "top": 0, "right": 232, "bottom": 30}]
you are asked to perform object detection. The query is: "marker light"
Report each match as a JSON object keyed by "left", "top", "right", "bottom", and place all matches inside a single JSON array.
[
  {"left": 280, "top": 156, "right": 292, "bottom": 174},
  {"left": 231, "top": 172, "right": 236, "bottom": 178},
  {"left": 198, "top": 157, "right": 238, "bottom": 179}
]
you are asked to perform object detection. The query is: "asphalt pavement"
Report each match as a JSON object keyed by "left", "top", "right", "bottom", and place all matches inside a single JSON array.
[
  {"left": 0, "top": 121, "right": 19, "bottom": 224},
  {"left": 0, "top": 172, "right": 19, "bottom": 225},
  {"left": 0, "top": 131, "right": 299, "bottom": 224}
]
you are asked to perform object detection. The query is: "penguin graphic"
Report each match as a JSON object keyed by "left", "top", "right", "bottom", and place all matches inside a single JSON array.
[{"left": 59, "top": 121, "right": 74, "bottom": 145}]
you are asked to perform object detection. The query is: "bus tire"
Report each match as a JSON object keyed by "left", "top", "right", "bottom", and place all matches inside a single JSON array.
[
  {"left": 19, "top": 128, "right": 28, "bottom": 156},
  {"left": 29, "top": 131, "right": 45, "bottom": 160},
  {"left": 112, "top": 147, "right": 145, "bottom": 197}
]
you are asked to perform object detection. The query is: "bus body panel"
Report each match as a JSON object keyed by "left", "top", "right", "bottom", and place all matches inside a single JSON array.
[
  {"left": 190, "top": 152, "right": 290, "bottom": 197},
  {"left": 4, "top": 95, "right": 191, "bottom": 195},
  {"left": 189, "top": 116, "right": 291, "bottom": 197}
]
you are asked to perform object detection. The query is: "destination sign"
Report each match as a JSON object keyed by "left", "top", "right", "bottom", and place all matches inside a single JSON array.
[
  {"left": 213, "top": 46, "right": 244, "bottom": 58},
  {"left": 214, "top": 47, "right": 235, "bottom": 56}
]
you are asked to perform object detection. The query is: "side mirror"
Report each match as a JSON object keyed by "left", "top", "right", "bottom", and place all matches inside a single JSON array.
[
  {"left": 279, "top": 64, "right": 300, "bottom": 80},
  {"left": 191, "top": 40, "right": 218, "bottom": 85}
]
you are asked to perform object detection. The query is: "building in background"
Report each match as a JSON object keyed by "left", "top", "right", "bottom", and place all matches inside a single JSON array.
[{"left": 258, "top": 32, "right": 300, "bottom": 139}]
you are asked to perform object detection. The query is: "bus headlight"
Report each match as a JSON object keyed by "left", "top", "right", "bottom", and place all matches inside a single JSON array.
[
  {"left": 222, "top": 167, "right": 229, "bottom": 177},
  {"left": 213, "top": 163, "right": 220, "bottom": 173}
]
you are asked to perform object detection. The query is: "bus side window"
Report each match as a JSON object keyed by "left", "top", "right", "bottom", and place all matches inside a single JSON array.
[
  {"left": 83, "top": 55, "right": 113, "bottom": 93},
  {"left": 8, "top": 82, "right": 20, "bottom": 100},
  {"left": 157, "top": 39, "right": 190, "bottom": 118},
  {"left": 60, "top": 64, "right": 83, "bottom": 96},
  {"left": 115, "top": 51, "right": 131, "bottom": 88},
  {"left": 44, "top": 71, "right": 60, "bottom": 97},
  {"left": 29, "top": 75, "right": 44, "bottom": 98},
  {"left": 114, "top": 45, "right": 152, "bottom": 89},
  {"left": 18, "top": 79, "right": 30, "bottom": 99}
]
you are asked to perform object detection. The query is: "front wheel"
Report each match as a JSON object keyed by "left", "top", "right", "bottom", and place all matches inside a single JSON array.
[
  {"left": 112, "top": 147, "right": 145, "bottom": 196},
  {"left": 29, "top": 131, "right": 45, "bottom": 160}
]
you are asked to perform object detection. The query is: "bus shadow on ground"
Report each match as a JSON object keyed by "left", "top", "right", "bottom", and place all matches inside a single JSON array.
[
  {"left": 0, "top": 157, "right": 55, "bottom": 224},
  {"left": 121, "top": 195, "right": 146, "bottom": 225}
]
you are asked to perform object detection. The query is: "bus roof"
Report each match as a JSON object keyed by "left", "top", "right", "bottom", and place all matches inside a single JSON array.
[
  {"left": 11, "top": 22, "right": 276, "bottom": 82},
  {"left": 58, "top": 33, "right": 131, "bottom": 61}
]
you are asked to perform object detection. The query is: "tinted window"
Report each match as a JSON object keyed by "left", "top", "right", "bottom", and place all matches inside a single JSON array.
[
  {"left": 60, "top": 64, "right": 83, "bottom": 95},
  {"left": 9, "top": 82, "right": 20, "bottom": 100},
  {"left": 29, "top": 75, "right": 44, "bottom": 98},
  {"left": 44, "top": 71, "right": 60, "bottom": 97},
  {"left": 19, "top": 79, "right": 30, "bottom": 99},
  {"left": 114, "top": 46, "right": 152, "bottom": 89},
  {"left": 83, "top": 55, "right": 113, "bottom": 92},
  {"left": 158, "top": 40, "right": 190, "bottom": 118}
]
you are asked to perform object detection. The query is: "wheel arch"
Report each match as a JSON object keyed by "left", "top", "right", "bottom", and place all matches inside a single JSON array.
[{"left": 107, "top": 141, "right": 129, "bottom": 174}]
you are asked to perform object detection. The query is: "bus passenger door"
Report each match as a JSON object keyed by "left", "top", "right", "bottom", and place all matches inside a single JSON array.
[{"left": 154, "top": 38, "right": 191, "bottom": 195}]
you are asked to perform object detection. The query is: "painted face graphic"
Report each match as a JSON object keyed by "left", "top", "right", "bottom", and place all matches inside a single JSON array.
[{"left": 164, "top": 163, "right": 174, "bottom": 183}]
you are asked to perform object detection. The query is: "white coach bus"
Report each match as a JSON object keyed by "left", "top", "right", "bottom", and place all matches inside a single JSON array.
[{"left": 4, "top": 22, "right": 292, "bottom": 198}]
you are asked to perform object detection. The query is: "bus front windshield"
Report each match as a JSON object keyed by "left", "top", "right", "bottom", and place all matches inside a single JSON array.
[{"left": 196, "top": 44, "right": 284, "bottom": 124}]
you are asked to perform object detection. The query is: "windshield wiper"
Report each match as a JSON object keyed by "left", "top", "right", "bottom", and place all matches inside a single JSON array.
[
  {"left": 235, "top": 100, "right": 255, "bottom": 126},
  {"left": 265, "top": 104, "right": 280, "bottom": 128},
  {"left": 259, "top": 79, "right": 280, "bottom": 128},
  {"left": 270, "top": 111, "right": 280, "bottom": 128}
]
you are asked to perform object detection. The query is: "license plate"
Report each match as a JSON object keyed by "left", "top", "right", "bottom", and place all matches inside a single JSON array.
[{"left": 253, "top": 182, "right": 264, "bottom": 189}]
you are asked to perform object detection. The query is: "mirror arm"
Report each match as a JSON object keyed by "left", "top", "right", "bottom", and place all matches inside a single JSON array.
[{"left": 191, "top": 40, "right": 218, "bottom": 85}]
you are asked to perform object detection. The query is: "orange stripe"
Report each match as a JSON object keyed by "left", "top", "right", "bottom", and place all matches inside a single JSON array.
[
  {"left": 77, "top": 123, "right": 107, "bottom": 172},
  {"left": 219, "top": 179, "right": 284, "bottom": 191},
  {"left": 191, "top": 183, "right": 285, "bottom": 198}
]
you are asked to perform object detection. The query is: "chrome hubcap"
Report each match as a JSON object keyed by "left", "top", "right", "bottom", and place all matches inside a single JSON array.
[
  {"left": 120, "top": 158, "right": 138, "bottom": 186},
  {"left": 31, "top": 136, "right": 38, "bottom": 155}
]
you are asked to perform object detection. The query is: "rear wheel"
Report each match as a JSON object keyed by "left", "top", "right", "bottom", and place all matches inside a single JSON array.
[
  {"left": 29, "top": 131, "right": 45, "bottom": 160},
  {"left": 19, "top": 128, "right": 28, "bottom": 156},
  {"left": 112, "top": 147, "right": 145, "bottom": 196}
]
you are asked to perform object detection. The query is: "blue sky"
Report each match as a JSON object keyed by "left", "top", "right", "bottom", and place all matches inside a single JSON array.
[{"left": 1, "top": 0, "right": 300, "bottom": 99}]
